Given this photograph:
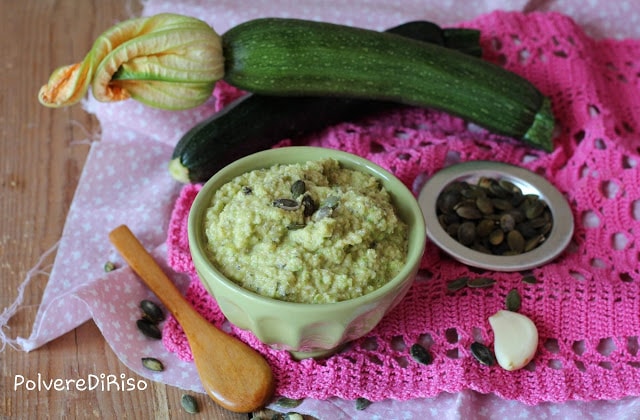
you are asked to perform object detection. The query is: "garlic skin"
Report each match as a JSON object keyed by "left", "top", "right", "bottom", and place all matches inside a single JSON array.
[{"left": 489, "top": 310, "right": 538, "bottom": 371}]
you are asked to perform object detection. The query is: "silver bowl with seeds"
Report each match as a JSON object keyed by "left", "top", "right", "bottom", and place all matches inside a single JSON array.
[{"left": 418, "top": 161, "right": 574, "bottom": 271}]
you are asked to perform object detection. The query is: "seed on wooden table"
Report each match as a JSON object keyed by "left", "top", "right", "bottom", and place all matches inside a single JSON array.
[
  {"left": 181, "top": 394, "right": 199, "bottom": 414},
  {"left": 141, "top": 357, "right": 164, "bottom": 371},
  {"left": 410, "top": 343, "right": 433, "bottom": 365},
  {"left": 136, "top": 319, "right": 162, "bottom": 340},
  {"left": 470, "top": 342, "right": 495, "bottom": 366},
  {"left": 505, "top": 288, "right": 522, "bottom": 312},
  {"left": 140, "top": 299, "right": 165, "bottom": 323}
]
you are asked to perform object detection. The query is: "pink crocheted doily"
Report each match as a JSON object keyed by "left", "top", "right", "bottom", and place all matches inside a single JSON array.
[{"left": 163, "top": 11, "right": 640, "bottom": 405}]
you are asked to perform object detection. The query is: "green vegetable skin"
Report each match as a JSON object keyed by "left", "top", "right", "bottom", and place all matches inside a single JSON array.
[
  {"left": 222, "top": 18, "right": 554, "bottom": 148},
  {"left": 171, "top": 22, "right": 484, "bottom": 183}
]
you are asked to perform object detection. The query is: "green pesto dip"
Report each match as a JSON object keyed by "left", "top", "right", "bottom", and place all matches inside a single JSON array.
[{"left": 203, "top": 158, "right": 408, "bottom": 304}]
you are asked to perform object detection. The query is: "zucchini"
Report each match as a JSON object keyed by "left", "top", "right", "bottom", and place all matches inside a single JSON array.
[
  {"left": 222, "top": 18, "right": 554, "bottom": 149},
  {"left": 170, "top": 21, "right": 483, "bottom": 183}
]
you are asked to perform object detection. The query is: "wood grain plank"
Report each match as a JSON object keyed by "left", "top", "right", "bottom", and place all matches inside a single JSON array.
[{"left": 0, "top": 1, "right": 268, "bottom": 418}]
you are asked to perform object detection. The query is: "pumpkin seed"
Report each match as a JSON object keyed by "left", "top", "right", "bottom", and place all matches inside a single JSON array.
[
  {"left": 447, "top": 276, "right": 469, "bottom": 292},
  {"left": 141, "top": 357, "right": 164, "bottom": 371},
  {"left": 524, "top": 234, "right": 545, "bottom": 252},
  {"left": 467, "top": 277, "right": 496, "bottom": 288},
  {"left": 456, "top": 205, "right": 483, "bottom": 220},
  {"left": 438, "top": 190, "right": 461, "bottom": 213},
  {"left": 273, "top": 198, "right": 300, "bottom": 211},
  {"left": 301, "top": 194, "right": 316, "bottom": 217},
  {"left": 491, "top": 198, "right": 513, "bottom": 211},
  {"left": 507, "top": 230, "right": 525, "bottom": 253},
  {"left": 140, "top": 299, "right": 165, "bottom": 323},
  {"left": 470, "top": 342, "right": 495, "bottom": 366},
  {"left": 457, "top": 222, "right": 476, "bottom": 246},
  {"left": 476, "top": 196, "right": 494, "bottom": 215},
  {"left": 525, "top": 199, "right": 545, "bottom": 219},
  {"left": 410, "top": 343, "right": 433, "bottom": 365},
  {"left": 489, "top": 182, "right": 508, "bottom": 198},
  {"left": 436, "top": 176, "right": 553, "bottom": 256},
  {"left": 275, "top": 397, "right": 303, "bottom": 409},
  {"left": 104, "top": 261, "right": 116, "bottom": 272},
  {"left": 313, "top": 206, "right": 333, "bottom": 221},
  {"left": 136, "top": 319, "right": 162, "bottom": 340},
  {"left": 284, "top": 413, "right": 304, "bottom": 420},
  {"left": 499, "top": 179, "right": 521, "bottom": 194},
  {"left": 488, "top": 228, "right": 504, "bottom": 245},
  {"left": 180, "top": 394, "right": 199, "bottom": 414},
  {"left": 522, "top": 274, "right": 538, "bottom": 284},
  {"left": 286, "top": 223, "right": 306, "bottom": 230},
  {"left": 355, "top": 397, "right": 373, "bottom": 410},
  {"left": 290, "top": 180, "right": 306, "bottom": 198},
  {"left": 505, "top": 288, "right": 522, "bottom": 312},
  {"left": 476, "top": 219, "right": 496, "bottom": 237},
  {"left": 499, "top": 213, "right": 516, "bottom": 231},
  {"left": 323, "top": 195, "right": 340, "bottom": 209}
]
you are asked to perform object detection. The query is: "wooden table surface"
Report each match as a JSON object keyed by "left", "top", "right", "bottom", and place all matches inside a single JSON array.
[{"left": 0, "top": 2, "right": 289, "bottom": 418}]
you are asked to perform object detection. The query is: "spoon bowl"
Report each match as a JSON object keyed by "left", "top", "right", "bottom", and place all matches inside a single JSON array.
[{"left": 109, "top": 224, "right": 275, "bottom": 413}]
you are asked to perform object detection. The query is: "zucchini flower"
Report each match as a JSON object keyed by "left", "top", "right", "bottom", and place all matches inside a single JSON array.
[{"left": 38, "top": 13, "right": 224, "bottom": 110}]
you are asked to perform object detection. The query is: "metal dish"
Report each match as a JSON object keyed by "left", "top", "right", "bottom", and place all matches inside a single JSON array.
[{"left": 418, "top": 161, "right": 574, "bottom": 271}]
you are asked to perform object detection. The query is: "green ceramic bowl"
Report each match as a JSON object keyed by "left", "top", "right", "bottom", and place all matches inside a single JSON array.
[{"left": 188, "top": 147, "right": 426, "bottom": 359}]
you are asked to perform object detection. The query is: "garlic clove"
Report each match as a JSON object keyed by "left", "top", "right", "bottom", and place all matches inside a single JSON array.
[{"left": 489, "top": 309, "right": 538, "bottom": 371}]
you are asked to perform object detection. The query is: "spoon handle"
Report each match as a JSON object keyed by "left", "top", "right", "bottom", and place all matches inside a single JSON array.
[{"left": 109, "top": 224, "right": 275, "bottom": 413}]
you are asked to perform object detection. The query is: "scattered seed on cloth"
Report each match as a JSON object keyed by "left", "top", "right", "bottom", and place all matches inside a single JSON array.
[
  {"left": 410, "top": 343, "right": 433, "bottom": 365},
  {"left": 470, "top": 342, "right": 495, "bottom": 366},
  {"left": 447, "top": 276, "right": 469, "bottom": 292},
  {"left": 506, "top": 288, "right": 522, "bottom": 312},
  {"left": 136, "top": 319, "right": 162, "bottom": 340},
  {"left": 141, "top": 357, "right": 164, "bottom": 372},
  {"left": 467, "top": 277, "right": 496, "bottom": 288},
  {"left": 140, "top": 299, "right": 165, "bottom": 323}
]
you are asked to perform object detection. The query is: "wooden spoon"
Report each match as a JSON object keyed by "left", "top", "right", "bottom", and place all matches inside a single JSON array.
[{"left": 109, "top": 224, "right": 275, "bottom": 413}]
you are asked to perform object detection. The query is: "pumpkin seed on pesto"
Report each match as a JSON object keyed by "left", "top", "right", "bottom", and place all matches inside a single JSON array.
[{"left": 203, "top": 158, "right": 409, "bottom": 304}]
